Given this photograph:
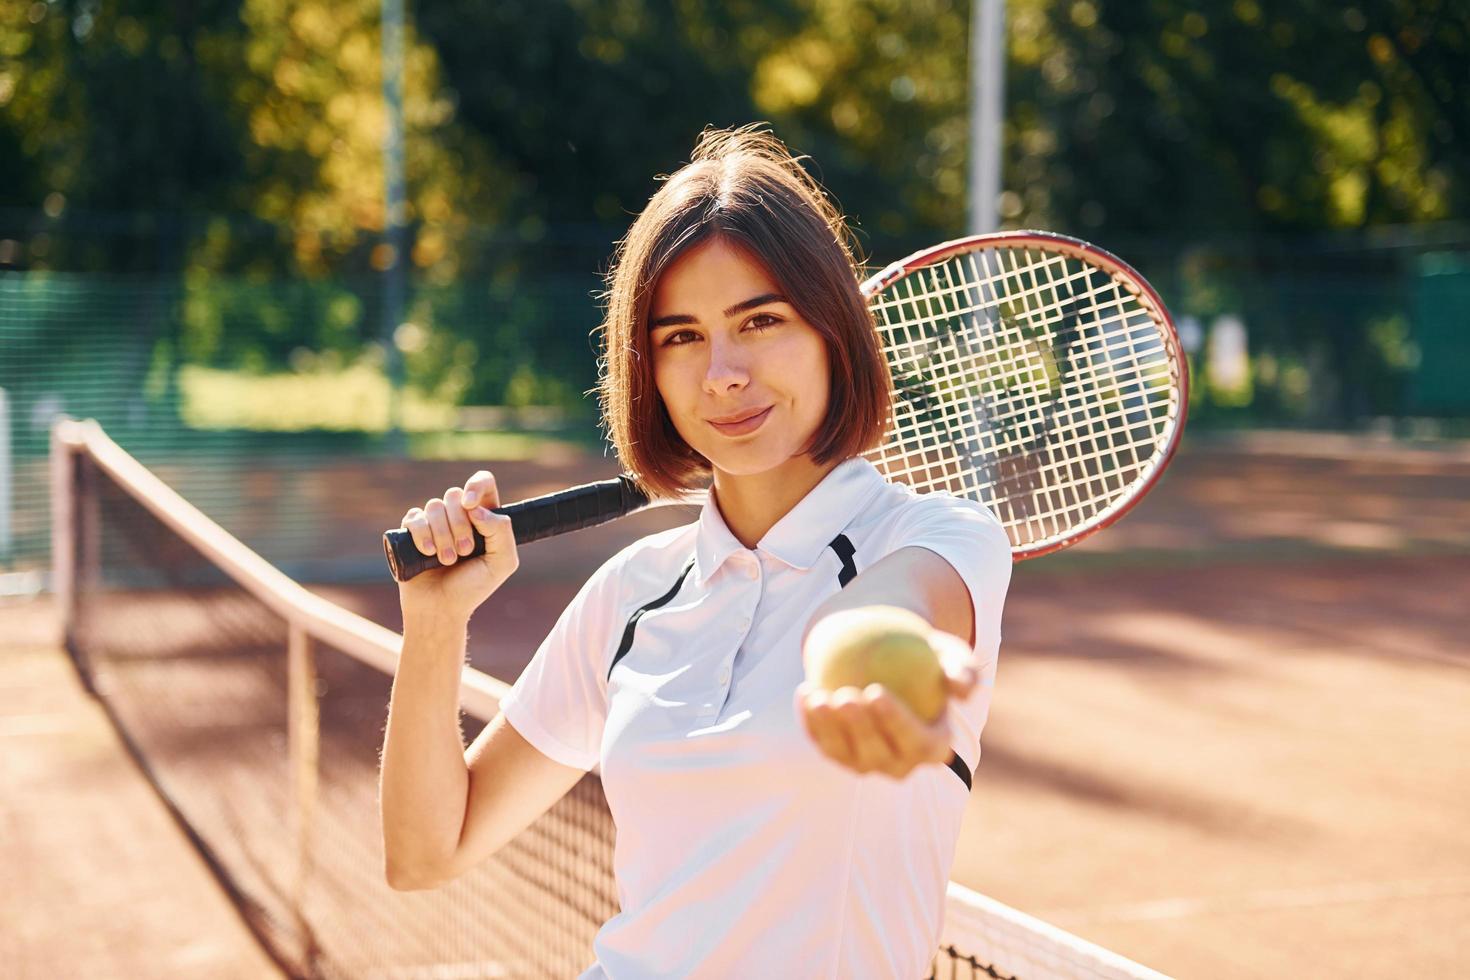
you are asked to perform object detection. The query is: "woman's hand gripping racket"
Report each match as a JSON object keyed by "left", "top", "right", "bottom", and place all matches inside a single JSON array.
[{"left": 382, "top": 230, "right": 1189, "bottom": 581}]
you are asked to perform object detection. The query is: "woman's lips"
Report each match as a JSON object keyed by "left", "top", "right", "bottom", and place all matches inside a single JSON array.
[{"left": 708, "top": 406, "right": 773, "bottom": 436}]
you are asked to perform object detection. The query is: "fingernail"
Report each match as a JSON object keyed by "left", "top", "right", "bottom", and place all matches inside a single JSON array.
[
  {"left": 463, "top": 492, "right": 478, "bottom": 507},
  {"left": 457, "top": 538, "right": 472, "bottom": 554},
  {"left": 439, "top": 548, "right": 455, "bottom": 564}
]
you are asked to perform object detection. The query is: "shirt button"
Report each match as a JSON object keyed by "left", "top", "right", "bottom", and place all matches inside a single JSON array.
[
  {"left": 719, "top": 667, "right": 731, "bottom": 683},
  {"left": 739, "top": 617, "right": 751, "bottom": 631}
]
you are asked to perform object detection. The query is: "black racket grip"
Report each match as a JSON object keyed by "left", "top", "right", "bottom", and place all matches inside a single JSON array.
[{"left": 382, "top": 476, "right": 652, "bottom": 583}]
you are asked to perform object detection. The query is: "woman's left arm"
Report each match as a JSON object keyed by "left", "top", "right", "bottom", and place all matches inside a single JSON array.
[{"left": 796, "top": 546, "right": 984, "bottom": 780}]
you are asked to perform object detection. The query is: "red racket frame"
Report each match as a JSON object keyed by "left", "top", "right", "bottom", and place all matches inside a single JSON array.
[{"left": 859, "top": 230, "right": 1190, "bottom": 560}]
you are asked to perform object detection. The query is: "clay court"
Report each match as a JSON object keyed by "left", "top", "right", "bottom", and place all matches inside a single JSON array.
[{"left": 5, "top": 433, "right": 1468, "bottom": 977}]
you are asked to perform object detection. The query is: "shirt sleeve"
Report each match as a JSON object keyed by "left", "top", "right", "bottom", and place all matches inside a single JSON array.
[
  {"left": 498, "top": 555, "right": 625, "bottom": 772},
  {"left": 887, "top": 492, "right": 1013, "bottom": 771}
]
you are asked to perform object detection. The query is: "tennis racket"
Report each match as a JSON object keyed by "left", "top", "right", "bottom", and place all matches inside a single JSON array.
[{"left": 383, "top": 230, "right": 1188, "bottom": 582}]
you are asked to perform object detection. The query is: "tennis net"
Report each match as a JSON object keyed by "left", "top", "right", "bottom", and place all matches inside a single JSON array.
[{"left": 53, "top": 419, "right": 1168, "bottom": 980}]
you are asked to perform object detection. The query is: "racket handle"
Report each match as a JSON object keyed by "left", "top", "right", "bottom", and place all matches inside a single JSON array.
[{"left": 382, "top": 476, "right": 652, "bottom": 582}]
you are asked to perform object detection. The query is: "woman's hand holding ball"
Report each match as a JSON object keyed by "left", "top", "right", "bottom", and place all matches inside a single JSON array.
[{"left": 796, "top": 606, "right": 981, "bottom": 780}]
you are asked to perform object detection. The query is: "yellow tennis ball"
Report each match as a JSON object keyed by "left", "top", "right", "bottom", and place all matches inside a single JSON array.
[{"left": 805, "top": 605, "right": 947, "bottom": 723}]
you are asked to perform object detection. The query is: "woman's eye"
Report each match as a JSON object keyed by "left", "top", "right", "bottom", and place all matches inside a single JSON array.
[{"left": 657, "top": 315, "right": 780, "bottom": 347}]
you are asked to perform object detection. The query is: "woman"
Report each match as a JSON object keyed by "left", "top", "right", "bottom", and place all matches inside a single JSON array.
[{"left": 380, "top": 126, "right": 1013, "bottom": 978}]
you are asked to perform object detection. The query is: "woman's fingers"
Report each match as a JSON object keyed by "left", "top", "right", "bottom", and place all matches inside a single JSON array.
[
  {"left": 866, "top": 687, "right": 951, "bottom": 768},
  {"left": 796, "top": 630, "right": 982, "bottom": 777},
  {"left": 400, "top": 507, "right": 435, "bottom": 557},
  {"left": 797, "top": 683, "right": 952, "bottom": 778},
  {"left": 461, "top": 470, "right": 501, "bottom": 510},
  {"left": 832, "top": 686, "right": 900, "bottom": 773},
  {"left": 423, "top": 499, "right": 458, "bottom": 566},
  {"left": 395, "top": 472, "right": 519, "bottom": 624},
  {"left": 397, "top": 472, "right": 506, "bottom": 568},
  {"left": 931, "top": 630, "right": 983, "bottom": 698},
  {"left": 442, "top": 488, "right": 476, "bottom": 556},
  {"left": 399, "top": 499, "right": 457, "bottom": 564},
  {"left": 470, "top": 510, "right": 520, "bottom": 574},
  {"left": 796, "top": 684, "right": 855, "bottom": 766}
]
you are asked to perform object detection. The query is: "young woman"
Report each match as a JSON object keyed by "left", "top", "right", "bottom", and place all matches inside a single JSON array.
[{"left": 380, "top": 127, "right": 1013, "bottom": 978}]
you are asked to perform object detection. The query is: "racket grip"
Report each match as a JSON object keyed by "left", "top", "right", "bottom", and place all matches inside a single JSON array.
[{"left": 382, "top": 476, "right": 652, "bottom": 582}]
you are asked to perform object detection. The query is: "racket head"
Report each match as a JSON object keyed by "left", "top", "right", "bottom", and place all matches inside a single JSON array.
[{"left": 859, "top": 230, "right": 1188, "bottom": 560}]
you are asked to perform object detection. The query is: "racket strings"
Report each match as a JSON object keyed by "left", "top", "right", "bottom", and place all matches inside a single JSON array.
[{"left": 865, "top": 245, "right": 1182, "bottom": 552}]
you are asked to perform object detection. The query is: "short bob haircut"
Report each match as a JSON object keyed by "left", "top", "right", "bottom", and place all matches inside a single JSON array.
[{"left": 596, "top": 125, "right": 892, "bottom": 499}]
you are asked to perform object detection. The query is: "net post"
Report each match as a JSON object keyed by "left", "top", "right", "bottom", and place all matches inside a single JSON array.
[
  {"left": 49, "top": 419, "right": 76, "bottom": 643},
  {"left": 50, "top": 419, "right": 96, "bottom": 660},
  {"left": 1, "top": 387, "right": 11, "bottom": 562},
  {"left": 77, "top": 449, "right": 101, "bottom": 673},
  {"left": 288, "top": 623, "right": 321, "bottom": 965}
]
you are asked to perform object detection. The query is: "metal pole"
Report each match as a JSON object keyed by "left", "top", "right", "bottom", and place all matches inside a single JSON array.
[
  {"left": 382, "top": 0, "right": 407, "bottom": 448},
  {"left": 50, "top": 419, "right": 75, "bottom": 624},
  {"left": 0, "top": 388, "right": 10, "bottom": 561},
  {"left": 969, "top": 0, "right": 1006, "bottom": 235},
  {"left": 288, "top": 623, "right": 321, "bottom": 967}
]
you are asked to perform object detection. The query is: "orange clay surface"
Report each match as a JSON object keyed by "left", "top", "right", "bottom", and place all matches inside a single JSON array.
[{"left": 5, "top": 432, "right": 1468, "bottom": 978}]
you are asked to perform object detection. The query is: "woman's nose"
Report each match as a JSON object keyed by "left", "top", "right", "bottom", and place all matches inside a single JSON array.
[{"left": 703, "top": 339, "right": 750, "bottom": 392}]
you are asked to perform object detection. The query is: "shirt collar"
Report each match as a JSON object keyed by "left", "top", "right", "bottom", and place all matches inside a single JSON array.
[{"left": 692, "top": 457, "right": 886, "bottom": 585}]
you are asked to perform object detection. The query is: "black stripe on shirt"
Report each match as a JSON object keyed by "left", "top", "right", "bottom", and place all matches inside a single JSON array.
[
  {"left": 946, "top": 752, "right": 973, "bottom": 791},
  {"left": 607, "top": 555, "right": 697, "bottom": 681},
  {"left": 827, "top": 533, "right": 857, "bottom": 587},
  {"left": 826, "top": 532, "right": 971, "bottom": 792}
]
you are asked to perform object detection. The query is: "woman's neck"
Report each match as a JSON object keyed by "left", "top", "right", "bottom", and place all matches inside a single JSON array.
[{"left": 710, "top": 456, "right": 842, "bottom": 549}]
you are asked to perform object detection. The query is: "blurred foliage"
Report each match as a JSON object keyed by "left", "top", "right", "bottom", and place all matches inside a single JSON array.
[
  {"left": 225, "top": 0, "right": 507, "bottom": 282},
  {"left": 177, "top": 353, "right": 454, "bottom": 431},
  {"left": 412, "top": 0, "right": 797, "bottom": 234},
  {"left": 0, "top": 0, "right": 245, "bottom": 272},
  {"left": 7, "top": 0, "right": 1463, "bottom": 264},
  {"left": 0, "top": 0, "right": 1466, "bottom": 426},
  {"left": 743, "top": 0, "right": 1466, "bottom": 239}
]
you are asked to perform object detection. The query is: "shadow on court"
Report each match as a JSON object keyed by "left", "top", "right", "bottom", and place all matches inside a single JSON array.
[
  {"left": 6, "top": 432, "right": 1467, "bottom": 977},
  {"left": 1, "top": 599, "right": 287, "bottom": 979},
  {"left": 300, "top": 432, "right": 1470, "bottom": 978}
]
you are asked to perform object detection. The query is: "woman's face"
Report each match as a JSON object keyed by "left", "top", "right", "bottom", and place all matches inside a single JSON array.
[{"left": 648, "top": 236, "right": 831, "bottom": 483}]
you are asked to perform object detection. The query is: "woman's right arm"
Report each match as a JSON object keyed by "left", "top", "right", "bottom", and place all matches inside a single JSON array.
[{"left": 379, "top": 470, "right": 586, "bottom": 891}]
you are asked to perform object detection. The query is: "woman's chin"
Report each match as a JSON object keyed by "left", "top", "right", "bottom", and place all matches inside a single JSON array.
[{"left": 707, "top": 448, "right": 818, "bottom": 482}]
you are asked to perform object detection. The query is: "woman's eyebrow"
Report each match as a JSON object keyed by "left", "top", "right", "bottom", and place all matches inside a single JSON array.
[
  {"left": 649, "top": 293, "right": 788, "bottom": 330},
  {"left": 723, "top": 292, "right": 786, "bottom": 317}
]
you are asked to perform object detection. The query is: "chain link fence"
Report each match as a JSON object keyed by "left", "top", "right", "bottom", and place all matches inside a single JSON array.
[{"left": 4, "top": 217, "right": 1468, "bottom": 585}]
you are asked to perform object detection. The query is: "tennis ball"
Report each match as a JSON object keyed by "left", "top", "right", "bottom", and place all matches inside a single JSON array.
[{"left": 805, "top": 605, "right": 947, "bottom": 723}]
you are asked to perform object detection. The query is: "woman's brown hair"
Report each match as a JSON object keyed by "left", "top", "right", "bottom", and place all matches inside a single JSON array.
[{"left": 596, "top": 125, "right": 892, "bottom": 498}]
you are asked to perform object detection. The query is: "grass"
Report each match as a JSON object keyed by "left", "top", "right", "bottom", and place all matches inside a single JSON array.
[
  {"left": 176, "top": 362, "right": 599, "bottom": 460},
  {"left": 405, "top": 430, "right": 587, "bottom": 461},
  {"left": 178, "top": 362, "right": 459, "bottom": 433}
]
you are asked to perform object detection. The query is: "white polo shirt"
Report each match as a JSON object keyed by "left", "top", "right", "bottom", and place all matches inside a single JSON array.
[{"left": 499, "top": 456, "right": 1012, "bottom": 979}]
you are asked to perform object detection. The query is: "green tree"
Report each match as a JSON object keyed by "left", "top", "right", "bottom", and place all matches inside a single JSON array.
[
  {"left": 0, "top": 0, "right": 247, "bottom": 270},
  {"left": 3, "top": 0, "right": 1465, "bottom": 421}
]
